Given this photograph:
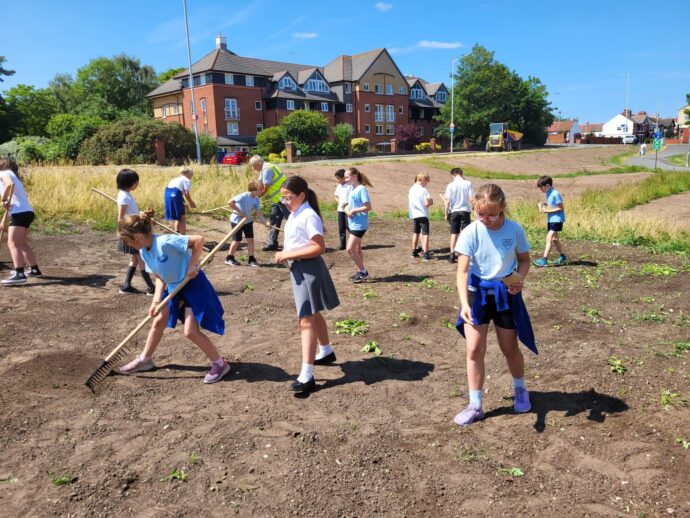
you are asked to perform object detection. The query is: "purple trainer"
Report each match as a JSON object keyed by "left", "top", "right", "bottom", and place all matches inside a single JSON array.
[
  {"left": 514, "top": 387, "right": 531, "bottom": 413},
  {"left": 203, "top": 359, "right": 230, "bottom": 384},
  {"left": 453, "top": 405, "right": 484, "bottom": 426}
]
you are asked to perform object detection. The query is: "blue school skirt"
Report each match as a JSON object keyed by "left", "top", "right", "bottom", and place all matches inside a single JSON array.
[
  {"left": 161, "top": 270, "right": 225, "bottom": 335},
  {"left": 164, "top": 187, "right": 185, "bottom": 221}
]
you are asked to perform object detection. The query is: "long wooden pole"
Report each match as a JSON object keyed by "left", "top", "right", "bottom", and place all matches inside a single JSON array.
[
  {"left": 91, "top": 188, "right": 181, "bottom": 235},
  {"left": 0, "top": 184, "right": 15, "bottom": 253}
]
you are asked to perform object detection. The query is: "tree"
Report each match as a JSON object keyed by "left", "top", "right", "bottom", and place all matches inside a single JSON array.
[
  {"left": 158, "top": 67, "right": 185, "bottom": 83},
  {"left": 511, "top": 76, "right": 553, "bottom": 145},
  {"left": 0, "top": 56, "right": 15, "bottom": 82},
  {"left": 0, "top": 56, "right": 16, "bottom": 142},
  {"left": 44, "top": 113, "right": 105, "bottom": 160},
  {"left": 332, "top": 123, "right": 354, "bottom": 155},
  {"left": 48, "top": 73, "right": 79, "bottom": 113},
  {"left": 4, "top": 84, "right": 58, "bottom": 136},
  {"left": 394, "top": 123, "right": 421, "bottom": 150},
  {"left": 280, "top": 110, "right": 329, "bottom": 151},
  {"left": 256, "top": 126, "right": 286, "bottom": 157}
]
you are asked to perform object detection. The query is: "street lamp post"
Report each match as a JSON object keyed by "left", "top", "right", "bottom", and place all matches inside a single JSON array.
[
  {"left": 183, "top": 0, "right": 202, "bottom": 164},
  {"left": 450, "top": 56, "right": 461, "bottom": 153},
  {"left": 613, "top": 72, "right": 630, "bottom": 135}
]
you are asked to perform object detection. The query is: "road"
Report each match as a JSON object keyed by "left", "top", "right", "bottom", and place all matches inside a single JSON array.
[{"left": 625, "top": 143, "right": 690, "bottom": 171}]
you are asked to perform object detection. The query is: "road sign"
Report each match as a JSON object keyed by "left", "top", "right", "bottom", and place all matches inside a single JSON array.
[
  {"left": 653, "top": 139, "right": 662, "bottom": 150},
  {"left": 653, "top": 131, "right": 662, "bottom": 140},
  {"left": 449, "top": 127, "right": 455, "bottom": 133}
]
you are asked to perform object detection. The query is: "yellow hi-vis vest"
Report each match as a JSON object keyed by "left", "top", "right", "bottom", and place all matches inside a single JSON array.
[{"left": 263, "top": 164, "right": 287, "bottom": 203}]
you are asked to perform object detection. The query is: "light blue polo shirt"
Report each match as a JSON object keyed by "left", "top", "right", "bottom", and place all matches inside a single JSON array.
[
  {"left": 230, "top": 191, "right": 261, "bottom": 224},
  {"left": 455, "top": 219, "right": 530, "bottom": 282},
  {"left": 347, "top": 185, "right": 371, "bottom": 231},
  {"left": 546, "top": 188, "right": 565, "bottom": 223},
  {"left": 140, "top": 234, "right": 191, "bottom": 291}
]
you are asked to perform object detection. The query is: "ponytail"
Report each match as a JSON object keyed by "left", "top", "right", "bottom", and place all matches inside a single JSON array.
[
  {"left": 347, "top": 167, "right": 374, "bottom": 188},
  {"left": 306, "top": 188, "right": 322, "bottom": 220},
  {"left": 118, "top": 208, "right": 155, "bottom": 241},
  {"left": 283, "top": 176, "right": 323, "bottom": 222}
]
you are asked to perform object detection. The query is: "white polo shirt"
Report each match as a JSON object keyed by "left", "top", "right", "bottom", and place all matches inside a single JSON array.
[
  {"left": 408, "top": 182, "right": 431, "bottom": 219},
  {"left": 445, "top": 176, "right": 474, "bottom": 213},
  {"left": 0, "top": 170, "right": 32, "bottom": 214},
  {"left": 283, "top": 202, "right": 323, "bottom": 252},
  {"left": 167, "top": 175, "right": 192, "bottom": 192}
]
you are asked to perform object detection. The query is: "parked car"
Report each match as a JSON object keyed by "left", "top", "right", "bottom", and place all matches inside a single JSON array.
[
  {"left": 622, "top": 135, "right": 637, "bottom": 144},
  {"left": 222, "top": 151, "right": 249, "bottom": 165}
]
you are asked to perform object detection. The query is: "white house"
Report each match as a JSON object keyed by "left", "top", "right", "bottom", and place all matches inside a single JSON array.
[{"left": 602, "top": 113, "right": 634, "bottom": 138}]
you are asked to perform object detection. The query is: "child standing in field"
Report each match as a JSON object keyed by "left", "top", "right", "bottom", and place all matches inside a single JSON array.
[
  {"left": 117, "top": 209, "right": 230, "bottom": 384},
  {"left": 444, "top": 167, "right": 474, "bottom": 264},
  {"left": 0, "top": 157, "right": 41, "bottom": 285},
  {"left": 454, "top": 183, "right": 537, "bottom": 426},
  {"left": 274, "top": 176, "right": 340, "bottom": 393},
  {"left": 333, "top": 169, "right": 352, "bottom": 250},
  {"left": 116, "top": 168, "right": 156, "bottom": 295},
  {"left": 408, "top": 172, "right": 433, "bottom": 261},
  {"left": 225, "top": 180, "right": 270, "bottom": 267},
  {"left": 164, "top": 167, "right": 197, "bottom": 235},
  {"left": 344, "top": 167, "right": 373, "bottom": 283},
  {"left": 533, "top": 175, "right": 566, "bottom": 267}
]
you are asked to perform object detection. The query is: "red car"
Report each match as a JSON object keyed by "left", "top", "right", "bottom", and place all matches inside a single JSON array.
[{"left": 222, "top": 151, "right": 249, "bottom": 165}]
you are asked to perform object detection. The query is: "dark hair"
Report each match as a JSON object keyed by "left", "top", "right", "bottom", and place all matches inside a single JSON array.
[
  {"left": 118, "top": 209, "right": 155, "bottom": 241},
  {"left": 334, "top": 169, "right": 345, "bottom": 179},
  {"left": 450, "top": 167, "right": 464, "bottom": 176},
  {"left": 116, "top": 168, "right": 140, "bottom": 191},
  {"left": 0, "top": 157, "right": 18, "bottom": 174},
  {"left": 283, "top": 175, "right": 322, "bottom": 220},
  {"left": 346, "top": 167, "right": 373, "bottom": 187},
  {"left": 536, "top": 175, "right": 553, "bottom": 188}
]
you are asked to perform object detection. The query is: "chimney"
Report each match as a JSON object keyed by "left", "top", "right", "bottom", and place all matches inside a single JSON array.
[
  {"left": 638, "top": 111, "right": 646, "bottom": 116},
  {"left": 622, "top": 109, "right": 631, "bottom": 117},
  {"left": 215, "top": 34, "right": 227, "bottom": 51}
]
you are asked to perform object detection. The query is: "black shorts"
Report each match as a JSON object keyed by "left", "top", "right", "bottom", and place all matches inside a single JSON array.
[
  {"left": 9, "top": 211, "right": 35, "bottom": 228},
  {"left": 412, "top": 217, "right": 430, "bottom": 235},
  {"left": 547, "top": 222, "right": 563, "bottom": 232},
  {"left": 348, "top": 229, "right": 366, "bottom": 238},
  {"left": 231, "top": 221, "right": 254, "bottom": 241},
  {"left": 449, "top": 211, "right": 471, "bottom": 234},
  {"left": 467, "top": 291, "right": 516, "bottom": 329}
]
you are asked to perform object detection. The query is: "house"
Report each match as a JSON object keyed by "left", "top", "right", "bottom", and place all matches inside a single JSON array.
[
  {"left": 677, "top": 105, "right": 689, "bottom": 143},
  {"left": 580, "top": 122, "right": 603, "bottom": 136},
  {"left": 147, "top": 36, "right": 447, "bottom": 153},
  {"left": 602, "top": 110, "right": 638, "bottom": 139},
  {"left": 648, "top": 115, "right": 676, "bottom": 138},
  {"left": 405, "top": 76, "right": 448, "bottom": 139},
  {"left": 546, "top": 120, "right": 582, "bottom": 143}
]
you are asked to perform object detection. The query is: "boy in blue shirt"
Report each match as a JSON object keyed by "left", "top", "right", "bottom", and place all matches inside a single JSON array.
[
  {"left": 225, "top": 180, "right": 270, "bottom": 267},
  {"left": 534, "top": 176, "right": 566, "bottom": 266}
]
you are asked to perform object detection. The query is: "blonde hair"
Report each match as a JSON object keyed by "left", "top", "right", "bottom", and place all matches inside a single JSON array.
[
  {"left": 473, "top": 183, "right": 507, "bottom": 211},
  {"left": 416, "top": 172, "right": 430, "bottom": 182},
  {"left": 346, "top": 167, "right": 373, "bottom": 187},
  {"left": 247, "top": 180, "right": 262, "bottom": 192},
  {"left": 118, "top": 209, "right": 155, "bottom": 242},
  {"left": 179, "top": 166, "right": 193, "bottom": 178}
]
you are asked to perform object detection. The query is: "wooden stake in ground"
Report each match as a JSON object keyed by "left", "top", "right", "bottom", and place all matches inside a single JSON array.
[
  {"left": 84, "top": 217, "right": 248, "bottom": 391},
  {"left": 0, "top": 184, "right": 15, "bottom": 253},
  {"left": 90, "top": 188, "right": 181, "bottom": 235}
]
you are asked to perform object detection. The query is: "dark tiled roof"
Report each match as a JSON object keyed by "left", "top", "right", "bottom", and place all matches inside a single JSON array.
[
  {"left": 217, "top": 135, "right": 257, "bottom": 146},
  {"left": 323, "top": 48, "right": 385, "bottom": 82},
  {"left": 146, "top": 78, "right": 182, "bottom": 98},
  {"left": 267, "top": 89, "right": 338, "bottom": 102},
  {"left": 409, "top": 98, "right": 434, "bottom": 108}
]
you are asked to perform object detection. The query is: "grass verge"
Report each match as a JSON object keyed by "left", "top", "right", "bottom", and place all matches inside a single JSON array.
[{"left": 668, "top": 154, "right": 689, "bottom": 167}]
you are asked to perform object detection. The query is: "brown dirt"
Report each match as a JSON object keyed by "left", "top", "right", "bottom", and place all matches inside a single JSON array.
[
  {"left": 1, "top": 213, "right": 689, "bottom": 516},
  {"left": 625, "top": 191, "right": 690, "bottom": 232}
]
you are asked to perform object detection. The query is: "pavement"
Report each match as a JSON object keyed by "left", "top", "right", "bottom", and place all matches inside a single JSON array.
[{"left": 625, "top": 143, "right": 690, "bottom": 171}]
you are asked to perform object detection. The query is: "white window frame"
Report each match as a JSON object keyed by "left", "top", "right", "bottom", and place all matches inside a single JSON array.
[
  {"left": 364, "top": 104, "right": 371, "bottom": 113},
  {"left": 286, "top": 99, "right": 295, "bottom": 111},
  {"left": 227, "top": 122, "right": 239, "bottom": 135},
  {"left": 399, "top": 86, "right": 404, "bottom": 95},
  {"left": 411, "top": 88, "right": 424, "bottom": 100},
  {"left": 375, "top": 84, "right": 383, "bottom": 94},
  {"left": 375, "top": 104, "right": 384, "bottom": 122},
  {"left": 385, "top": 84, "right": 393, "bottom": 95},
  {"left": 386, "top": 125, "right": 394, "bottom": 135},
  {"left": 364, "top": 124, "right": 370, "bottom": 133},
  {"left": 375, "top": 124, "right": 384, "bottom": 135},
  {"left": 224, "top": 98, "right": 239, "bottom": 120},
  {"left": 256, "top": 123, "right": 264, "bottom": 132},
  {"left": 255, "top": 101, "right": 262, "bottom": 110},
  {"left": 386, "top": 104, "right": 395, "bottom": 122},
  {"left": 346, "top": 103, "right": 353, "bottom": 113},
  {"left": 419, "top": 127, "right": 425, "bottom": 136},
  {"left": 306, "top": 77, "right": 329, "bottom": 93},
  {"left": 363, "top": 83, "right": 370, "bottom": 92},
  {"left": 200, "top": 98, "right": 207, "bottom": 115},
  {"left": 435, "top": 91, "right": 447, "bottom": 102},
  {"left": 344, "top": 82, "right": 351, "bottom": 93},
  {"left": 280, "top": 76, "right": 296, "bottom": 90},
  {"left": 224, "top": 73, "right": 234, "bottom": 85},
  {"left": 321, "top": 102, "right": 329, "bottom": 112},
  {"left": 246, "top": 75, "right": 254, "bottom": 87}
]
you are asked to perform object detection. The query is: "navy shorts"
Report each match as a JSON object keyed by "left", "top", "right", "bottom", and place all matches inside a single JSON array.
[
  {"left": 348, "top": 229, "right": 366, "bottom": 238},
  {"left": 231, "top": 221, "right": 254, "bottom": 241},
  {"left": 164, "top": 187, "right": 185, "bottom": 221},
  {"left": 547, "top": 222, "right": 563, "bottom": 232},
  {"left": 412, "top": 217, "right": 430, "bottom": 235},
  {"left": 9, "top": 211, "right": 35, "bottom": 228},
  {"left": 467, "top": 291, "right": 516, "bottom": 329},
  {"left": 449, "top": 211, "right": 471, "bottom": 234}
]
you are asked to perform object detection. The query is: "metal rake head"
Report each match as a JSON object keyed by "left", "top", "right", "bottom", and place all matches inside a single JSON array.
[{"left": 84, "top": 345, "right": 132, "bottom": 392}]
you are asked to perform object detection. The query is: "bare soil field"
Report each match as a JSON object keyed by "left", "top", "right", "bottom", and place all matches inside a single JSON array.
[
  {"left": 625, "top": 191, "right": 690, "bottom": 232},
  {"left": 1, "top": 213, "right": 689, "bottom": 516}
]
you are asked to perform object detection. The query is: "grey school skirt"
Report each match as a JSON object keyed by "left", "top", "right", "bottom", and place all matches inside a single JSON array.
[{"left": 290, "top": 256, "right": 340, "bottom": 318}]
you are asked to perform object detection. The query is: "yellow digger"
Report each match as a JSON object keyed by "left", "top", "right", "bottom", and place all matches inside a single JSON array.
[{"left": 486, "top": 122, "right": 523, "bottom": 152}]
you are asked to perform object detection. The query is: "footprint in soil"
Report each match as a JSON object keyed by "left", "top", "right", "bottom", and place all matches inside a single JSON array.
[{"left": 484, "top": 389, "right": 629, "bottom": 432}]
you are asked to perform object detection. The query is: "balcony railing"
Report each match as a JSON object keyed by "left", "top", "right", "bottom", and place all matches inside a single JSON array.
[{"left": 224, "top": 108, "right": 240, "bottom": 120}]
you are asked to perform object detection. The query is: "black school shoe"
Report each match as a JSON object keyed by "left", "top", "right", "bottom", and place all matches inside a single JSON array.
[
  {"left": 290, "top": 377, "right": 316, "bottom": 393},
  {"left": 119, "top": 285, "right": 142, "bottom": 294},
  {"left": 314, "top": 352, "right": 336, "bottom": 366},
  {"left": 261, "top": 244, "right": 278, "bottom": 252}
]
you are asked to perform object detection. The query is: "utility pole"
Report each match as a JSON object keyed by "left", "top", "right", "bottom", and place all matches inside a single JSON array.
[
  {"left": 183, "top": 0, "right": 202, "bottom": 164},
  {"left": 450, "top": 57, "right": 461, "bottom": 153}
]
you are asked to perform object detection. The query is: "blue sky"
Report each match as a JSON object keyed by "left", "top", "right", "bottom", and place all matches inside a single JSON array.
[{"left": 3, "top": 0, "right": 688, "bottom": 123}]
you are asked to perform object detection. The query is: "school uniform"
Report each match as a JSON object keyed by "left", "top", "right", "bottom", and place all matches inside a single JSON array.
[
  {"left": 334, "top": 183, "right": 352, "bottom": 248},
  {"left": 164, "top": 176, "right": 192, "bottom": 221},
  {"left": 140, "top": 234, "right": 224, "bottom": 334},
  {"left": 347, "top": 185, "right": 370, "bottom": 238},
  {"left": 544, "top": 187, "right": 565, "bottom": 232},
  {"left": 284, "top": 202, "right": 340, "bottom": 318},
  {"left": 408, "top": 182, "right": 431, "bottom": 235},
  {"left": 0, "top": 170, "right": 35, "bottom": 228},
  {"left": 229, "top": 191, "right": 260, "bottom": 241},
  {"left": 116, "top": 190, "right": 140, "bottom": 254},
  {"left": 445, "top": 176, "right": 474, "bottom": 234}
]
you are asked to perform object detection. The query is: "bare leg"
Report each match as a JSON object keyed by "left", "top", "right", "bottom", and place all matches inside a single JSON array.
[
  {"left": 495, "top": 326, "right": 524, "bottom": 379},
  {"left": 228, "top": 239, "right": 240, "bottom": 257},
  {"left": 7, "top": 227, "right": 27, "bottom": 269},
  {"left": 449, "top": 233, "right": 459, "bottom": 256},
  {"left": 312, "top": 312, "right": 330, "bottom": 346},
  {"left": 141, "top": 306, "right": 170, "bottom": 358},
  {"left": 464, "top": 322, "right": 489, "bottom": 390},
  {"left": 411, "top": 233, "right": 419, "bottom": 251},
  {"left": 420, "top": 233, "right": 430, "bottom": 253},
  {"left": 542, "top": 230, "right": 556, "bottom": 258},
  {"left": 246, "top": 237, "right": 255, "bottom": 256},
  {"left": 347, "top": 234, "right": 365, "bottom": 271},
  {"left": 178, "top": 215, "right": 187, "bottom": 235},
  {"left": 552, "top": 231, "right": 564, "bottom": 255},
  {"left": 299, "top": 314, "right": 319, "bottom": 364},
  {"left": 183, "top": 308, "right": 221, "bottom": 362}
]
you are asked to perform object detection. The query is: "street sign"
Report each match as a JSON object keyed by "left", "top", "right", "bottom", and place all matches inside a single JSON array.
[
  {"left": 653, "top": 131, "right": 662, "bottom": 139},
  {"left": 653, "top": 139, "right": 662, "bottom": 150},
  {"left": 449, "top": 127, "right": 455, "bottom": 133}
]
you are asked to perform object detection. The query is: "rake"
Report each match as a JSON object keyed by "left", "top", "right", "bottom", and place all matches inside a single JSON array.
[
  {"left": 0, "top": 185, "right": 15, "bottom": 253},
  {"left": 84, "top": 217, "right": 248, "bottom": 391},
  {"left": 90, "top": 188, "right": 181, "bottom": 235}
]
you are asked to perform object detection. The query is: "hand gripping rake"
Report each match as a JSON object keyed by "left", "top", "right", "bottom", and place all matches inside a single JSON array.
[
  {"left": 0, "top": 184, "right": 15, "bottom": 253},
  {"left": 84, "top": 217, "right": 248, "bottom": 391}
]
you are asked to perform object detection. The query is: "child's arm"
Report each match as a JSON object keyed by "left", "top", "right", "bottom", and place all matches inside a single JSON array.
[
  {"left": 1, "top": 176, "right": 13, "bottom": 208},
  {"left": 183, "top": 190, "right": 197, "bottom": 209},
  {"left": 117, "top": 204, "right": 128, "bottom": 220},
  {"left": 456, "top": 254, "right": 472, "bottom": 324},
  {"left": 345, "top": 202, "right": 371, "bottom": 217},
  {"left": 185, "top": 235, "right": 204, "bottom": 278},
  {"left": 508, "top": 251, "right": 531, "bottom": 295},
  {"left": 541, "top": 203, "right": 564, "bottom": 213},
  {"left": 275, "top": 234, "right": 325, "bottom": 263},
  {"left": 228, "top": 199, "right": 245, "bottom": 219},
  {"left": 424, "top": 194, "right": 433, "bottom": 208},
  {"left": 149, "top": 276, "right": 166, "bottom": 317}
]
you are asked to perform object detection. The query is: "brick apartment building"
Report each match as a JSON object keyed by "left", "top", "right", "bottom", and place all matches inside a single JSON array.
[{"left": 146, "top": 36, "right": 448, "bottom": 153}]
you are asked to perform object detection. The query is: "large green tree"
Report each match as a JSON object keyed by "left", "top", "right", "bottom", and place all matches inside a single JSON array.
[
  {"left": 4, "top": 84, "right": 58, "bottom": 136},
  {"left": 158, "top": 67, "right": 185, "bottom": 83},
  {"left": 0, "top": 56, "right": 16, "bottom": 142},
  {"left": 439, "top": 44, "right": 553, "bottom": 145}
]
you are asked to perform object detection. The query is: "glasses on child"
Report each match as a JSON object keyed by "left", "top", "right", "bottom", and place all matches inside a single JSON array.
[
  {"left": 476, "top": 212, "right": 501, "bottom": 221},
  {"left": 281, "top": 195, "right": 295, "bottom": 203}
]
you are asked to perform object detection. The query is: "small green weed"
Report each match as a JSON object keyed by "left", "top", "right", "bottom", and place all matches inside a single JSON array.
[
  {"left": 639, "top": 296, "right": 656, "bottom": 304},
  {"left": 673, "top": 340, "right": 690, "bottom": 355},
  {"left": 607, "top": 356, "right": 627, "bottom": 375},
  {"left": 443, "top": 318, "right": 456, "bottom": 329},
  {"left": 362, "top": 288, "right": 376, "bottom": 300},
  {"left": 241, "top": 283, "right": 255, "bottom": 292},
  {"left": 439, "top": 283, "right": 454, "bottom": 293},
  {"left": 422, "top": 278, "right": 437, "bottom": 289},
  {"left": 449, "top": 384, "right": 459, "bottom": 398},
  {"left": 675, "top": 437, "right": 690, "bottom": 449},
  {"left": 640, "top": 263, "right": 677, "bottom": 277},
  {"left": 189, "top": 453, "right": 201, "bottom": 465},
  {"left": 660, "top": 389, "right": 685, "bottom": 409},
  {"left": 630, "top": 312, "right": 667, "bottom": 323},
  {"left": 457, "top": 449, "right": 488, "bottom": 463},
  {"left": 498, "top": 467, "right": 525, "bottom": 477},
  {"left": 579, "top": 268, "right": 603, "bottom": 289},
  {"left": 361, "top": 341, "right": 382, "bottom": 356},
  {"left": 161, "top": 468, "right": 188, "bottom": 482},
  {"left": 581, "top": 305, "right": 610, "bottom": 324},
  {"left": 49, "top": 472, "right": 77, "bottom": 486},
  {"left": 399, "top": 312, "right": 410, "bottom": 322},
  {"left": 334, "top": 319, "right": 369, "bottom": 336}
]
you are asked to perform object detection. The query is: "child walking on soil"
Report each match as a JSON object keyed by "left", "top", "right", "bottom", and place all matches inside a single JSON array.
[
  {"left": 0, "top": 157, "right": 41, "bottom": 285},
  {"left": 117, "top": 210, "right": 230, "bottom": 384},
  {"left": 408, "top": 172, "right": 433, "bottom": 261},
  {"left": 164, "top": 166, "right": 197, "bottom": 235},
  {"left": 444, "top": 167, "right": 473, "bottom": 264},
  {"left": 454, "top": 183, "right": 537, "bottom": 426},
  {"left": 274, "top": 176, "right": 340, "bottom": 393},
  {"left": 225, "top": 180, "right": 270, "bottom": 267},
  {"left": 116, "top": 168, "right": 156, "bottom": 295},
  {"left": 344, "top": 167, "right": 373, "bottom": 283},
  {"left": 333, "top": 169, "right": 352, "bottom": 250},
  {"left": 533, "top": 175, "right": 566, "bottom": 267}
]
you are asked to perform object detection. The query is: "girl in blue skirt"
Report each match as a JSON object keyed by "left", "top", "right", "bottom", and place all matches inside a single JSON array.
[
  {"left": 164, "top": 167, "right": 197, "bottom": 234},
  {"left": 116, "top": 209, "right": 230, "bottom": 384},
  {"left": 274, "top": 176, "right": 340, "bottom": 393}
]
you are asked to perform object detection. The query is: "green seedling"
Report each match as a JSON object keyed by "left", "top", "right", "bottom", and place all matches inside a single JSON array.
[
  {"left": 49, "top": 472, "right": 77, "bottom": 486},
  {"left": 675, "top": 437, "right": 690, "bottom": 449},
  {"left": 553, "top": 324, "right": 563, "bottom": 331},
  {"left": 439, "top": 283, "right": 454, "bottom": 293},
  {"left": 443, "top": 318, "right": 456, "bottom": 329},
  {"left": 399, "top": 312, "right": 410, "bottom": 322},
  {"left": 449, "top": 384, "right": 459, "bottom": 398},
  {"left": 673, "top": 340, "right": 690, "bottom": 355},
  {"left": 0, "top": 476, "right": 18, "bottom": 484},
  {"left": 422, "top": 278, "right": 436, "bottom": 289},
  {"left": 189, "top": 453, "right": 201, "bottom": 465},
  {"left": 608, "top": 356, "right": 627, "bottom": 375},
  {"left": 630, "top": 312, "right": 666, "bottom": 323},
  {"left": 361, "top": 341, "right": 382, "bottom": 356},
  {"left": 241, "top": 283, "right": 255, "bottom": 292},
  {"left": 498, "top": 467, "right": 525, "bottom": 477},
  {"left": 581, "top": 305, "right": 610, "bottom": 324},
  {"left": 639, "top": 296, "right": 656, "bottom": 304},
  {"left": 640, "top": 263, "right": 677, "bottom": 277},
  {"left": 161, "top": 468, "right": 188, "bottom": 482},
  {"left": 660, "top": 389, "right": 685, "bottom": 409},
  {"left": 362, "top": 288, "right": 376, "bottom": 300},
  {"left": 334, "top": 319, "right": 369, "bottom": 336},
  {"left": 457, "top": 449, "right": 487, "bottom": 463}
]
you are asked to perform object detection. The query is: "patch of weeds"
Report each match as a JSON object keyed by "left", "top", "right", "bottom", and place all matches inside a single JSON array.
[
  {"left": 498, "top": 467, "right": 525, "bottom": 477},
  {"left": 189, "top": 453, "right": 201, "bottom": 465},
  {"left": 347, "top": 421, "right": 358, "bottom": 431},
  {"left": 674, "top": 311, "right": 690, "bottom": 328},
  {"left": 439, "top": 283, "right": 454, "bottom": 293},
  {"left": 161, "top": 468, "right": 188, "bottom": 482},
  {"left": 673, "top": 340, "right": 690, "bottom": 356},
  {"left": 639, "top": 296, "right": 656, "bottom": 304},
  {"left": 553, "top": 324, "right": 563, "bottom": 331},
  {"left": 241, "top": 283, "right": 255, "bottom": 292},
  {"left": 334, "top": 319, "right": 369, "bottom": 336},
  {"left": 601, "top": 259, "right": 627, "bottom": 267},
  {"left": 660, "top": 389, "right": 686, "bottom": 409},
  {"left": 361, "top": 341, "right": 382, "bottom": 356},
  {"left": 362, "top": 288, "right": 376, "bottom": 300},
  {"left": 49, "top": 472, "right": 77, "bottom": 486},
  {"left": 399, "top": 312, "right": 411, "bottom": 322},
  {"left": 457, "top": 449, "right": 488, "bottom": 463},
  {"left": 581, "top": 305, "right": 610, "bottom": 324},
  {"left": 630, "top": 312, "right": 667, "bottom": 323},
  {"left": 421, "top": 278, "right": 437, "bottom": 289},
  {"left": 608, "top": 356, "right": 627, "bottom": 375},
  {"left": 449, "top": 384, "right": 460, "bottom": 398},
  {"left": 675, "top": 437, "right": 690, "bottom": 449},
  {"left": 579, "top": 268, "right": 603, "bottom": 289},
  {"left": 639, "top": 263, "right": 677, "bottom": 277},
  {"left": 0, "top": 476, "right": 18, "bottom": 484},
  {"left": 442, "top": 318, "right": 456, "bottom": 329}
]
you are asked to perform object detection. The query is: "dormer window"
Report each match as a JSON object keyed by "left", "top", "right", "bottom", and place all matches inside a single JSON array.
[
  {"left": 410, "top": 87, "right": 424, "bottom": 100},
  {"left": 279, "top": 76, "right": 296, "bottom": 90},
  {"left": 305, "top": 77, "right": 329, "bottom": 93},
  {"left": 435, "top": 91, "right": 448, "bottom": 103}
]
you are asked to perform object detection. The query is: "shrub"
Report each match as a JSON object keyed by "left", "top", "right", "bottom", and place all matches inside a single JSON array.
[
  {"left": 0, "top": 137, "right": 49, "bottom": 164},
  {"left": 351, "top": 137, "right": 369, "bottom": 155},
  {"left": 267, "top": 152, "right": 286, "bottom": 163},
  {"left": 333, "top": 123, "right": 354, "bottom": 156},
  {"left": 415, "top": 142, "right": 432, "bottom": 152},
  {"left": 395, "top": 123, "right": 421, "bottom": 150},
  {"left": 319, "top": 141, "right": 339, "bottom": 156},
  {"left": 280, "top": 110, "right": 329, "bottom": 149},
  {"left": 198, "top": 133, "right": 218, "bottom": 163},
  {"left": 256, "top": 126, "right": 285, "bottom": 157},
  {"left": 45, "top": 114, "right": 105, "bottom": 161}
]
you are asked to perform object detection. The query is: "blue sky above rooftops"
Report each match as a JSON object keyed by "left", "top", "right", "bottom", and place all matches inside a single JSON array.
[{"left": 4, "top": 0, "right": 689, "bottom": 122}]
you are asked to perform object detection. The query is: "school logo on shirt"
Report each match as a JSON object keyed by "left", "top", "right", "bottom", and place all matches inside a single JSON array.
[
  {"left": 159, "top": 254, "right": 169, "bottom": 263},
  {"left": 502, "top": 238, "right": 513, "bottom": 250}
]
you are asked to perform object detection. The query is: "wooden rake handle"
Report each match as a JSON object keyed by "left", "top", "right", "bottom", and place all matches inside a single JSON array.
[
  {"left": 197, "top": 205, "right": 282, "bottom": 232},
  {"left": 104, "top": 217, "right": 248, "bottom": 362},
  {"left": 90, "top": 188, "right": 181, "bottom": 236},
  {"left": 0, "top": 184, "right": 15, "bottom": 244}
]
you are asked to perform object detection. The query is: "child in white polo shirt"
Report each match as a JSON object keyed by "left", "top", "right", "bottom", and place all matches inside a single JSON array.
[{"left": 408, "top": 172, "right": 433, "bottom": 261}]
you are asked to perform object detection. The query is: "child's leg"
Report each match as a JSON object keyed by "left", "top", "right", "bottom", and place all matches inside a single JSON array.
[
  {"left": 7, "top": 227, "right": 28, "bottom": 269},
  {"left": 542, "top": 230, "right": 556, "bottom": 258},
  {"left": 495, "top": 326, "right": 524, "bottom": 379},
  {"left": 178, "top": 215, "right": 187, "bottom": 235},
  {"left": 313, "top": 312, "right": 330, "bottom": 346},
  {"left": 299, "top": 314, "right": 320, "bottom": 364},
  {"left": 551, "top": 231, "right": 564, "bottom": 255},
  {"left": 420, "top": 233, "right": 429, "bottom": 253},
  {"left": 13, "top": 227, "right": 37, "bottom": 267},
  {"left": 246, "top": 237, "right": 255, "bottom": 257},
  {"left": 141, "top": 306, "right": 170, "bottom": 358},
  {"left": 411, "top": 232, "right": 419, "bottom": 252},
  {"left": 228, "top": 239, "right": 240, "bottom": 257},
  {"left": 337, "top": 212, "right": 347, "bottom": 248},
  {"left": 449, "top": 233, "right": 459, "bottom": 255},
  {"left": 347, "top": 234, "right": 365, "bottom": 271},
  {"left": 183, "top": 308, "right": 221, "bottom": 362},
  {"left": 464, "top": 323, "right": 489, "bottom": 390}
]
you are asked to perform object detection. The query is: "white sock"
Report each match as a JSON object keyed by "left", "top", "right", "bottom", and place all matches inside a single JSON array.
[
  {"left": 297, "top": 363, "right": 314, "bottom": 383},
  {"left": 139, "top": 352, "right": 151, "bottom": 361},
  {"left": 315, "top": 344, "right": 333, "bottom": 360}
]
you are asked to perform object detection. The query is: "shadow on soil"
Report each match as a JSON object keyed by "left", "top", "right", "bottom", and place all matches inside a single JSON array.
[
  {"left": 139, "top": 362, "right": 292, "bottom": 383},
  {"left": 371, "top": 274, "right": 434, "bottom": 283},
  {"left": 483, "top": 389, "right": 629, "bottom": 433},
  {"left": 320, "top": 357, "right": 434, "bottom": 390},
  {"left": 16, "top": 274, "right": 115, "bottom": 288},
  {"left": 362, "top": 244, "right": 396, "bottom": 251}
]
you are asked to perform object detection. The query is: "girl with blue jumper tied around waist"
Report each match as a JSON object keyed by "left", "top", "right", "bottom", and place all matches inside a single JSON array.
[
  {"left": 534, "top": 175, "right": 566, "bottom": 267},
  {"left": 454, "top": 184, "right": 537, "bottom": 426},
  {"left": 344, "top": 167, "right": 373, "bottom": 283},
  {"left": 116, "top": 210, "right": 230, "bottom": 384},
  {"left": 274, "top": 176, "right": 340, "bottom": 393},
  {"left": 164, "top": 167, "right": 197, "bottom": 235}
]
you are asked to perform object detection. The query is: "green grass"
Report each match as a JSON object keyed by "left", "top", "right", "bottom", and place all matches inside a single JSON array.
[{"left": 668, "top": 154, "right": 689, "bottom": 167}]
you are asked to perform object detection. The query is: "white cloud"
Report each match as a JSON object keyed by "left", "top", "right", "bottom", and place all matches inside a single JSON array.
[
  {"left": 293, "top": 32, "right": 319, "bottom": 39},
  {"left": 416, "top": 40, "right": 464, "bottom": 49},
  {"left": 374, "top": 2, "right": 393, "bottom": 11}
]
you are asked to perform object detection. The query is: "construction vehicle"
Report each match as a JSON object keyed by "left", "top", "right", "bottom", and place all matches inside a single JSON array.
[{"left": 486, "top": 122, "right": 523, "bottom": 152}]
